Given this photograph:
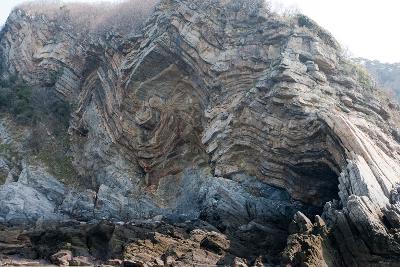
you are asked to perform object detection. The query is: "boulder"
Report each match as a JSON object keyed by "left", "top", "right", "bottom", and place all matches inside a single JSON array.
[{"left": 50, "top": 250, "right": 73, "bottom": 266}]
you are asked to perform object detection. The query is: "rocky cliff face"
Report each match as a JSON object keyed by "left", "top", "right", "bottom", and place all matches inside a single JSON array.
[{"left": 1, "top": 0, "right": 400, "bottom": 266}]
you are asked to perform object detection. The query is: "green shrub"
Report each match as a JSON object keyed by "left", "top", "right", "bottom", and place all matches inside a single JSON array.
[
  {"left": 342, "top": 60, "right": 375, "bottom": 90},
  {"left": 0, "top": 87, "right": 13, "bottom": 110},
  {"left": 1, "top": 76, "right": 76, "bottom": 185},
  {"left": 0, "top": 143, "right": 19, "bottom": 162},
  {"left": 298, "top": 14, "right": 312, "bottom": 28},
  {"left": 37, "top": 148, "right": 77, "bottom": 185},
  {"left": 50, "top": 97, "right": 72, "bottom": 130},
  {"left": 48, "top": 68, "right": 63, "bottom": 85},
  {"left": 12, "top": 83, "right": 34, "bottom": 124},
  {"left": 0, "top": 175, "right": 6, "bottom": 185},
  {"left": 0, "top": 76, "right": 72, "bottom": 129},
  {"left": 0, "top": 143, "right": 12, "bottom": 154},
  {"left": 0, "top": 79, "right": 35, "bottom": 124},
  {"left": 0, "top": 75, "right": 17, "bottom": 88},
  {"left": 296, "top": 14, "right": 339, "bottom": 49}
]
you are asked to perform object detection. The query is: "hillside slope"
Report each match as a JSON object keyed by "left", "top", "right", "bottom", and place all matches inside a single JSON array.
[{"left": 354, "top": 57, "right": 400, "bottom": 100}]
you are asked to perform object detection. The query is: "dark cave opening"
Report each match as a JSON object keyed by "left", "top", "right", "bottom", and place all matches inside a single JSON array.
[{"left": 289, "top": 161, "right": 340, "bottom": 207}]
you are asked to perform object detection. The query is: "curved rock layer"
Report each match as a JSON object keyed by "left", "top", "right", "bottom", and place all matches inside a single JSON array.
[{"left": 1, "top": 0, "right": 400, "bottom": 265}]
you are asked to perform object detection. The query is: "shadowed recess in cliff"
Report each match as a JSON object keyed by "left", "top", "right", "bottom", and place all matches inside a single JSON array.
[
  {"left": 288, "top": 162, "right": 339, "bottom": 205},
  {"left": 213, "top": 105, "right": 346, "bottom": 207}
]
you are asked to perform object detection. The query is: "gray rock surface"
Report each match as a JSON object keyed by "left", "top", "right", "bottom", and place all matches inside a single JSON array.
[
  {"left": 18, "top": 164, "right": 66, "bottom": 206},
  {"left": 0, "top": 182, "right": 57, "bottom": 224},
  {"left": 60, "top": 189, "right": 96, "bottom": 221}
]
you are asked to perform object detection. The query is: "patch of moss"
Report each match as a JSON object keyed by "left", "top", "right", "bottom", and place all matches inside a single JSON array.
[
  {"left": 297, "top": 14, "right": 339, "bottom": 49},
  {"left": 354, "top": 65, "right": 375, "bottom": 90},
  {"left": 0, "top": 80, "right": 35, "bottom": 124},
  {"left": 0, "top": 174, "right": 6, "bottom": 185},
  {"left": 342, "top": 60, "right": 375, "bottom": 90},
  {"left": 0, "top": 143, "right": 19, "bottom": 161},
  {"left": 0, "top": 143, "right": 19, "bottom": 185},
  {"left": 37, "top": 148, "right": 78, "bottom": 186},
  {"left": 0, "top": 143, "right": 12, "bottom": 153},
  {"left": 48, "top": 68, "right": 64, "bottom": 86},
  {"left": 0, "top": 75, "right": 17, "bottom": 88},
  {"left": 298, "top": 14, "right": 313, "bottom": 28},
  {"left": 0, "top": 75, "right": 80, "bottom": 188}
]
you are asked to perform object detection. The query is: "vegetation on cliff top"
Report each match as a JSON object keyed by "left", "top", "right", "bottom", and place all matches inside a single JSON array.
[
  {"left": 354, "top": 58, "right": 400, "bottom": 101},
  {"left": 17, "top": 0, "right": 160, "bottom": 36}
]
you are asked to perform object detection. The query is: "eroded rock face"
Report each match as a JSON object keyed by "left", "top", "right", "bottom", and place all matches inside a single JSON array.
[{"left": 1, "top": 0, "right": 400, "bottom": 265}]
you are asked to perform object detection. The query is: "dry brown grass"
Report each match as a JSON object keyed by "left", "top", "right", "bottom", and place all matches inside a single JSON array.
[{"left": 17, "top": 0, "right": 159, "bottom": 35}]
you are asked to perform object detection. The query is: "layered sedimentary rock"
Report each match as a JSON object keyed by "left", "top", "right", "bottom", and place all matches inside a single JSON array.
[{"left": 1, "top": 0, "right": 400, "bottom": 265}]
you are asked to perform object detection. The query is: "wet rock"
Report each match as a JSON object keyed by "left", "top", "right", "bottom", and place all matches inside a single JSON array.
[
  {"left": 122, "top": 259, "right": 147, "bottom": 267},
  {"left": 289, "top": 211, "right": 313, "bottom": 234},
  {"left": 87, "top": 221, "right": 115, "bottom": 260},
  {"left": 106, "top": 259, "right": 123, "bottom": 266},
  {"left": 61, "top": 190, "right": 96, "bottom": 221},
  {"left": 69, "top": 256, "right": 93, "bottom": 266},
  {"left": 50, "top": 250, "right": 73, "bottom": 266},
  {"left": 94, "top": 185, "right": 129, "bottom": 220},
  {"left": 199, "top": 231, "right": 230, "bottom": 255}
]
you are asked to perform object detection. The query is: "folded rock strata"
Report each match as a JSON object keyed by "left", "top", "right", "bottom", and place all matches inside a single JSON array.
[{"left": 0, "top": 0, "right": 400, "bottom": 265}]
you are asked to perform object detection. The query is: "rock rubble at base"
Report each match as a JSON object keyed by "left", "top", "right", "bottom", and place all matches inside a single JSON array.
[
  {"left": 1, "top": 0, "right": 400, "bottom": 265},
  {"left": 0, "top": 219, "right": 278, "bottom": 266}
]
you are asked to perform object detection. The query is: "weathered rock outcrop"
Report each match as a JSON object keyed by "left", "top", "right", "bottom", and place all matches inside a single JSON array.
[{"left": 1, "top": 0, "right": 400, "bottom": 265}]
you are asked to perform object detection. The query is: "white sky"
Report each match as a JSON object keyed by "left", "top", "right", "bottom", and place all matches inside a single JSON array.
[
  {"left": 0, "top": 0, "right": 399, "bottom": 63},
  {"left": 269, "top": 0, "right": 400, "bottom": 63}
]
